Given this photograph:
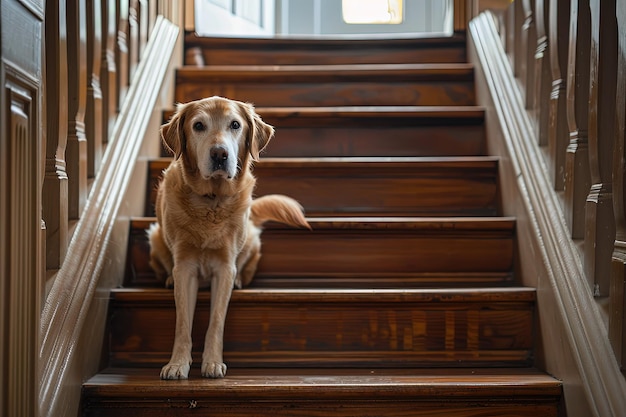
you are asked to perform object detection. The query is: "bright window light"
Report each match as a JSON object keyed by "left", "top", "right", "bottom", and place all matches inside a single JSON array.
[{"left": 342, "top": 0, "right": 403, "bottom": 24}]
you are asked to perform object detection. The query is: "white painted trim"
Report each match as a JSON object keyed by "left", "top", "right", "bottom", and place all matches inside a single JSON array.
[
  {"left": 469, "top": 11, "right": 626, "bottom": 417},
  {"left": 38, "top": 16, "right": 179, "bottom": 417}
]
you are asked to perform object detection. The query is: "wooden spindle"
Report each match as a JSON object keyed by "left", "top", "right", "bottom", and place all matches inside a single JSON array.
[
  {"left": 611, "top": 0, "right": 626, "bottom": 371},
  {"left": 86, "top": 0, "right": 104, "bottom": 178},
  {"left": 586, "top": 0, "right": 617, "bottom": 296},
  {"left": 564, "top": 0, "right": 591, "bottom": 239},
  {"left": 138, "top": 0, "right": 149, "bottom": 57},
  {"left": 66, "top": 0, "right": 89, "bottom": 220},
  {"left": 532, "top": 0, "right": 551, "bottom": 147},
  {"left": 521, "top": 0, "right": 537, "bottom": 109},
  {"left": 101, "top": 0, "right": 118, "bottom": 143},
  {"left": 128, "top": 0, "right": 139, "bottom": 80},
  {"left": 43, "top": 0, "right": 69, "bottom": 270},
  {"left": 116, "top": 0, "right": 130, "bottom": 108}
]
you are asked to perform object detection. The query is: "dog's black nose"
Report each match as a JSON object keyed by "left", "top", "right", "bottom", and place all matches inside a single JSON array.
[{"left": 210, "top": 146, "right": 229, "bottom": 164}]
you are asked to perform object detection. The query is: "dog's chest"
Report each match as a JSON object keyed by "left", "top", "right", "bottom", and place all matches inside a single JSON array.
[{"left": 179, "top": 197, "right": 248, "bottom": 251}]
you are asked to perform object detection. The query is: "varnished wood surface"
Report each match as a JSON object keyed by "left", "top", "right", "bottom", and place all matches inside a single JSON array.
[
  {"left": 83, "top": 368, "right": 560, "bottom": 417},
  {"left": 145, "top": 156, "right": 500, "bottom": 217},
  {"left": 162, "top": 106, "right": 487, "bottom": 158},
  {"left": 107, "top": 287, "right": 535, "bottom": 368},
  {"left": 125, "top": 217, "right": 515, "bottom": 287},
  {"left": 86, "top": 367, "right": 560, "bottom": 397},
  {"left": 184, "top": 33, "right": 468, "bottom": 65},
  {"left": 175, "top": 64, "right": 475, "bottom": 107}
]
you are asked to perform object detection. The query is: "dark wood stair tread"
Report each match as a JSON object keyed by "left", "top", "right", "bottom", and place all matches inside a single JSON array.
[
  {"left": 83, "top": 368, "right": 561, "bottom": 416},
  {"left": 85, "top": 367, "right": 561, "bottom": 398},
  {"left": 185, "top": 33, "right": 468, "bottom": 65},
  {"left": 146, "top": 156, "right": 500, "bottom": 217},
  {"left": 177, "top": 63, "right": 475, "bottom": 81}
]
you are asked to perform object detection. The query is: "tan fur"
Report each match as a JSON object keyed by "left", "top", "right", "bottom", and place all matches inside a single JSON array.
[{"left": 147, "top": 96, "right": 309, "bottom": 380}]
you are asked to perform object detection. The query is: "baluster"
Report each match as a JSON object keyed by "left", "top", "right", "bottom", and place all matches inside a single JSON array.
[
  {"left": 514, "top": 0, "right": 525, "bottom": 77},
  {"left": 138, "top": 0, "right": 149, "bottom": 57},
  {"left": 86, "top": 0, "right": 104, "bottom": 177},
  {"left": 564, "top": 0, "right": 591, "bottom": 239},
  {"left": 128, "top": 0, "right": 139, "bottom": 80},
  {"left": 505, "top": 0, "right": 516, "bottom": 67},
  {"left": 43, "top": 0, "right": 69, "bottom": 270},
  {"left": 586, "top": 0, "right": 617, "bottom": 296},
  {"left": 532, "top": 0, "right": 551, "bottom": 147},
  {"left": 611, "top": 0, "right": 626, "bottom": 370},
  {"left": 546, "top": 0, "right": 569, "bottom": 191},
  {"left": 521, "top": 0, "right": 537, "bottom": 109},
  {"left": 101, "top": 0, "right": 118, "bottom": 143},
  {"left": 116, "top": 0, "right": 130, "bottom": 107},
  {"left": 66, "top": 0, "right": 88, "bottom": 219}
]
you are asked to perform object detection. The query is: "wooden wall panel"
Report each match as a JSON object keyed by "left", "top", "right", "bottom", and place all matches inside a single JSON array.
[{"left": 1, "top": 1, "right": 44, "bottom": 416}]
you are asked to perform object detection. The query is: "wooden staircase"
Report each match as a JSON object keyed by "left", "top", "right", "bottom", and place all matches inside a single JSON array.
[{"left": 81, "top": 33, "right": 563, "bottom": 416}]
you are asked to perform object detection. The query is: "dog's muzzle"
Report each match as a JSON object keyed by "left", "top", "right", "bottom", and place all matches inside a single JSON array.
[{"left": 209, "top": 145, "right": 232, "bottom": 178}]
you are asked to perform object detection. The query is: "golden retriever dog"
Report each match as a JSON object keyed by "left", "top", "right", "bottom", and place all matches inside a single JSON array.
[{"left": 147, "top": 96, "right": 310, "bottom": 380}]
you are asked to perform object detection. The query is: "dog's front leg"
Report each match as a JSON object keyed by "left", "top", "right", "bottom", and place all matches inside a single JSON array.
[
  {"left": 161, "top": 261, "right": 199, "bottom": 380},
  {"left": 201, "top": 262, "right": 236, "bottom": 378}
]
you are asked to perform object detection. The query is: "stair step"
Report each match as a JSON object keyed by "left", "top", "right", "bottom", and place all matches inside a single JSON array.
[
  {"left": 258, "top": 106, "right": 486, "bottom": 157},
  {"left": 163, "top": 106, "right": 486, "bottom": 158},
  {"left": 83, "top": 367, "right": 561, "bottom": 417},
  {"left": 106, "top": 287, "right": 535, "bottom": 368},
  {"left": 185, "top": 33, "right": 468, "bottom": 65},
  {"left": 125, "top": 217, "right": 515, "bottom": 287},
  {"left": 145, "top": 156, "right": 500, "bottom": 217},
  {"left": 175, "top": 63, "right": 475, "bottom": 107}
]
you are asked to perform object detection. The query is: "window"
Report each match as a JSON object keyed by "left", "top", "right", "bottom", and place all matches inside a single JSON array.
[{"left": 342, "top": 0, "right": 403, "bottom": 24}]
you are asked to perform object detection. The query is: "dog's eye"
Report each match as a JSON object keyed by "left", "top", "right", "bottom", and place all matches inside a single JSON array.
[
  {"left": 230, "top": 120, "right": 241, "bottom": 130},
  {"left": 193, "top": 121, "right": 205, "bottom": 131}
]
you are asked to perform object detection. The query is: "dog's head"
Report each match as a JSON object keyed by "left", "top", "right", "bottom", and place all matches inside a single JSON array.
[{"left": 161, "top": 96, "right": 274, "bottom": 180}]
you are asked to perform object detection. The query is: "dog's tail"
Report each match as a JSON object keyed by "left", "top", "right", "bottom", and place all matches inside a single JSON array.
[{"left": 250, "top": 194, "right": 311, "bottom": 229}]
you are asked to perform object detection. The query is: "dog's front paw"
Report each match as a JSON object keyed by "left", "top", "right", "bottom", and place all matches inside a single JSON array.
[
  {"left": 160, "top": 362, "right": 191, "bottom": 380},
  {"left": 165, "top": 275, "right": 174, "bottom": 288},
  {"left": 201, "top": 361, "right": 227, "bottom": 378}
]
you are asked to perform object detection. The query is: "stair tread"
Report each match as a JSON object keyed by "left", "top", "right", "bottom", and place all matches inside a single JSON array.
[
  {"left": 257, "top": 105, "right": 485, "bottom": 118},
  {"left": 111, "top": 286, "right": 536, "bottom": 303},
  {"left": 132, "top": 216, "right": 515, "bottom": 229},
  {"left": 186, "top": 33, "right": 467, "bottom": 48},
  {"left": 85, "top": 367, "right": 561, "bottom": 399},
  {"left": 152, "top": 155, "right": 498, "bottom": 165},
  {"left": 179, "top": 62, "right": 474, "bottom": 78}
]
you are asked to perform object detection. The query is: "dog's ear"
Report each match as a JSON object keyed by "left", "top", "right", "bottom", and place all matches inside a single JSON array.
[
  {"left": 160, "top": 103, "right": 188, "bottom": 159},
  {"left": 238, "top": 102, "right": 275, "bottom": 162}
]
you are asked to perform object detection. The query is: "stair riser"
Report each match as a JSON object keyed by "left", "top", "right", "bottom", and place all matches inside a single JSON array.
[
  {"left": 261, "top": 124, "right": 486, "bottom": 158},
  {"left": 145, "top": 159, "right": 499, "bottom": 217},
  {"left": 125, "top": 220, "right": 515, "bottom": 287},
  {"left": 107, "top": 293, "right": 534, "bottom": 368},
  {"left": 175, "top": 79, "right": 475, "bottom": 107},
  {"left": 161, "top": 109, "right": 486, "bottom": 158},
  {"left": 185, "top": 34, "right": 468, "bottom": 65},
  {"left": 84, "top": 400, "right": 558, "bottom": 417}
]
